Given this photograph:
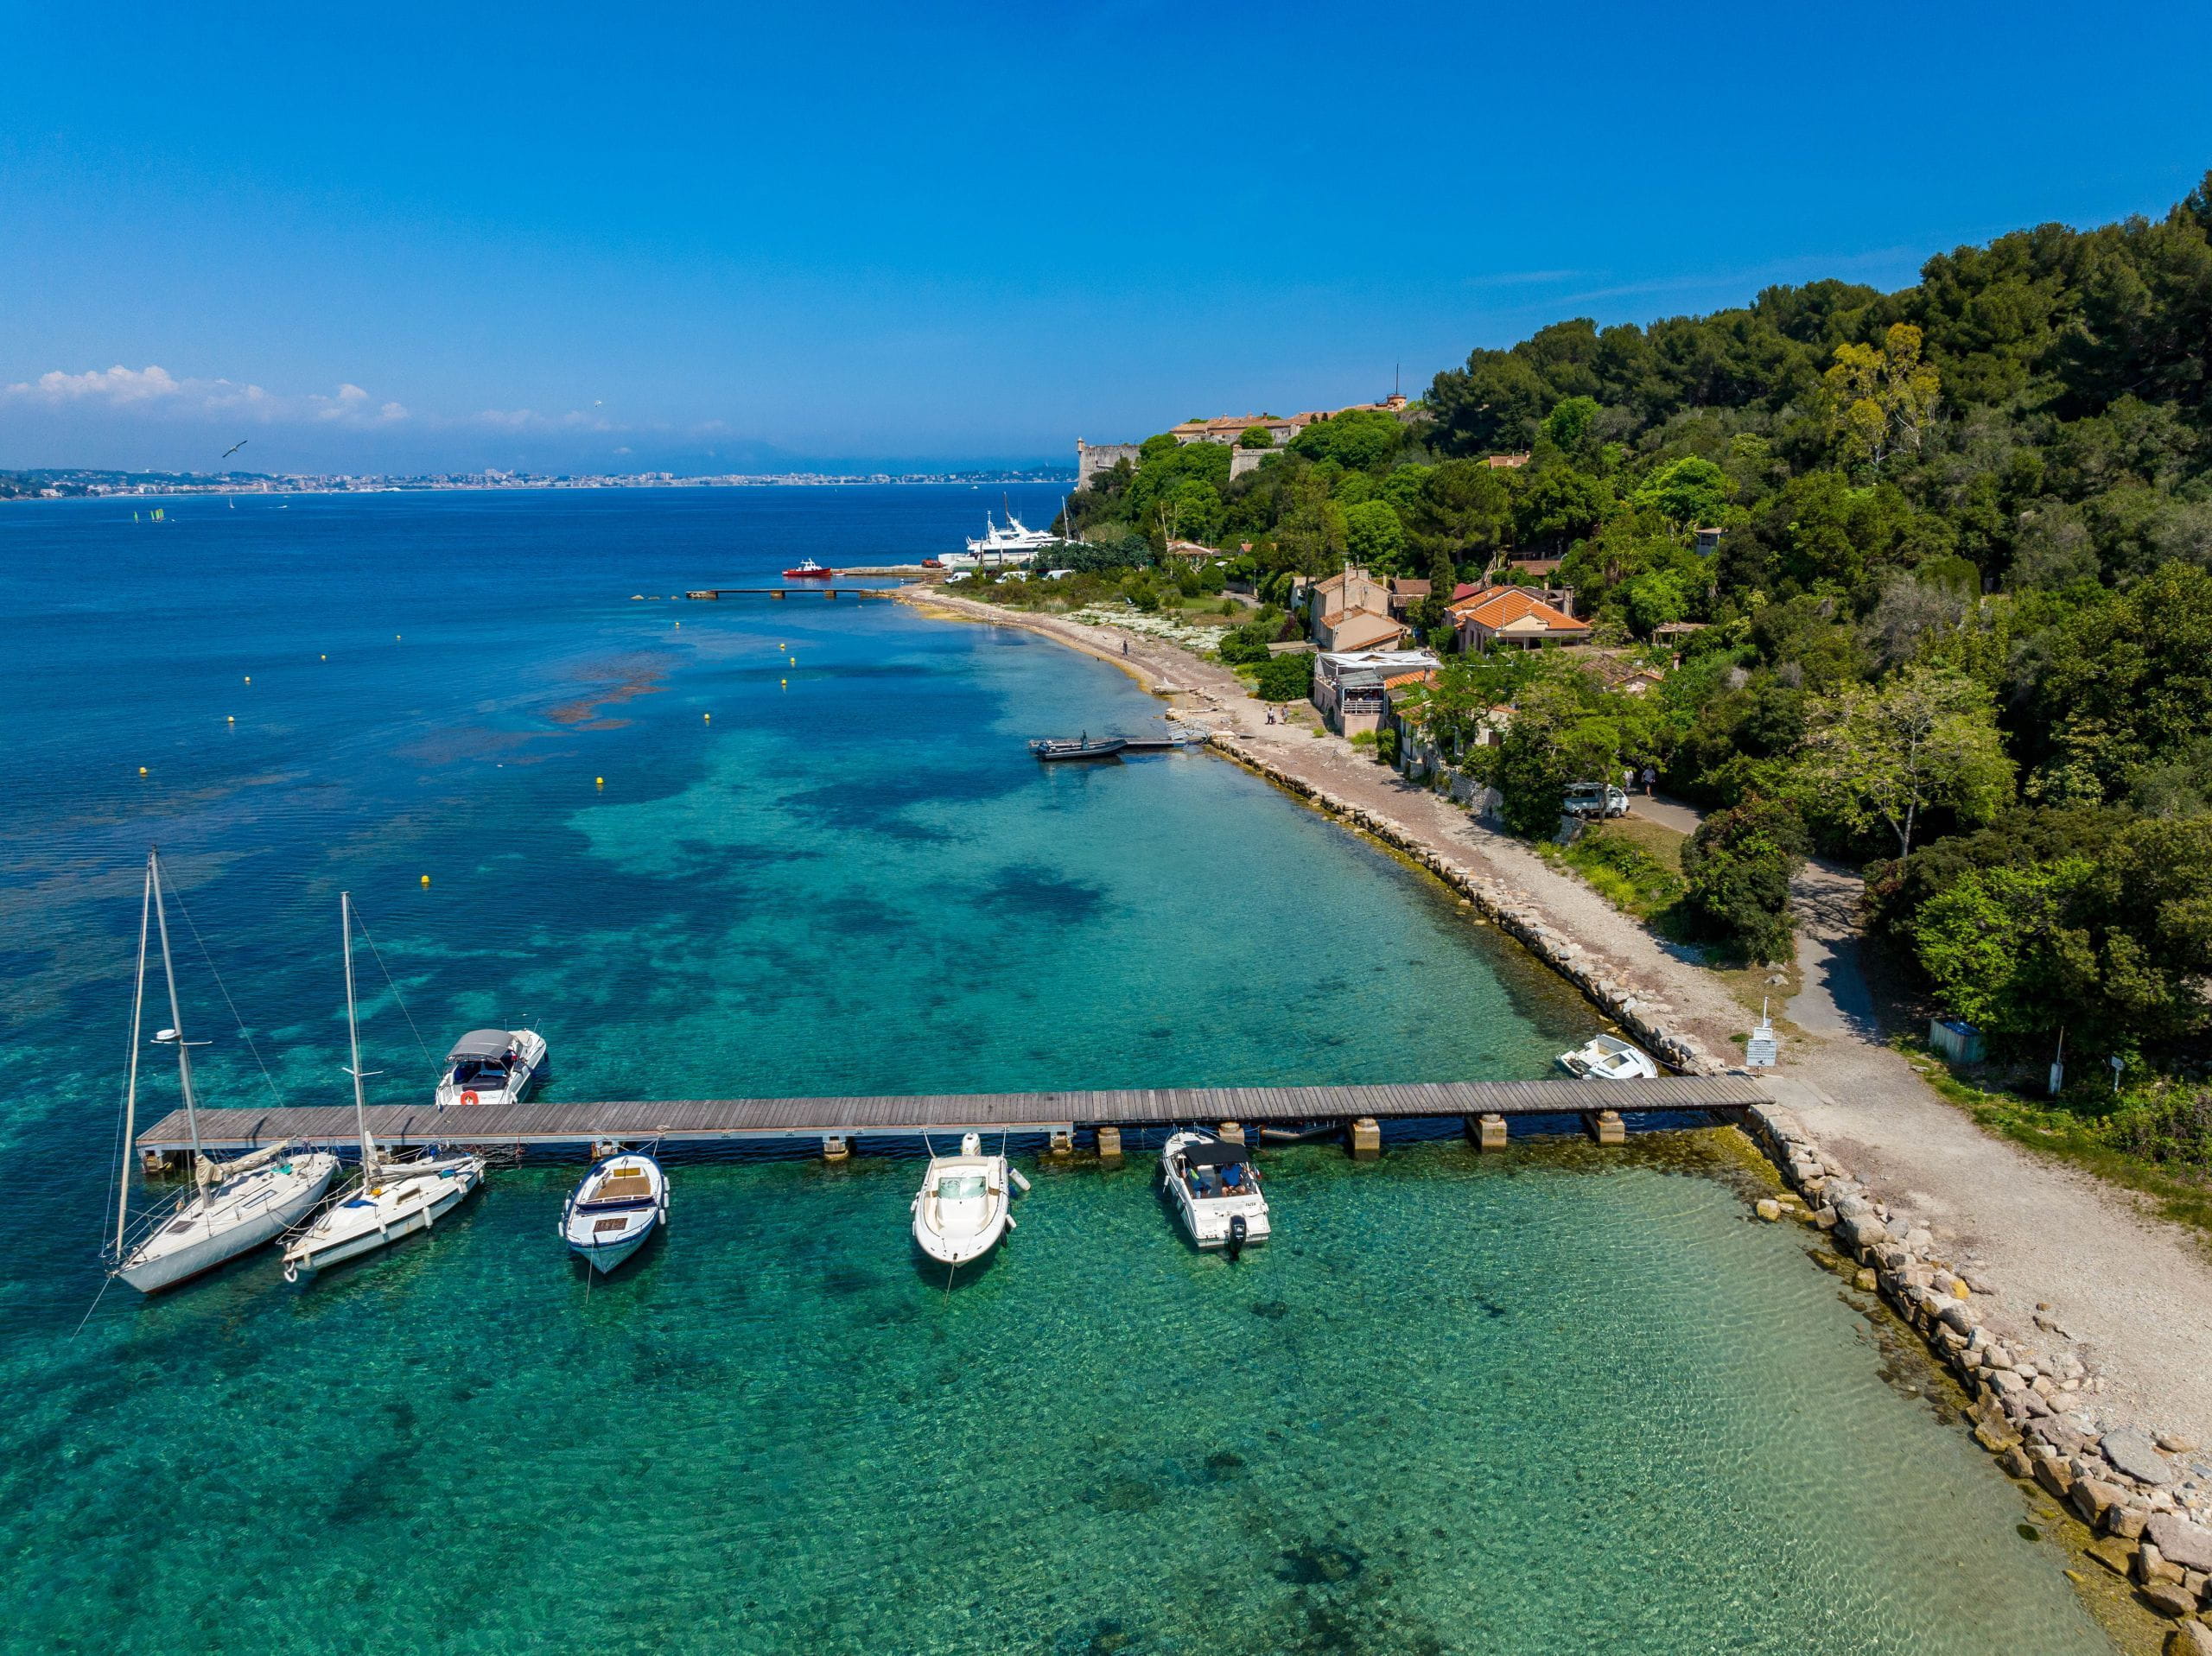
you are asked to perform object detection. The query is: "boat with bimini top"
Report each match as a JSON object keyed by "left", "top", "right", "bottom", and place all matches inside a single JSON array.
[
  {"left": 106, "top": 849, "right": 339, "bottom": 1294},
  {"left": 435, "top": 1027, "right": 546, "bottom": 1108},
  {"left": 562, "top": 1151, "right": 669, "bottom": 1273},
  {"left": 1160, "top": 1130, "right": 1269, "bottom": 1259}
]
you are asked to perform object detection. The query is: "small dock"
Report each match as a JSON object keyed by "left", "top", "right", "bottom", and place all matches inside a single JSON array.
[
  {"left": 135, "top": 1075, "right": 1770, "bottom": 1157},
  {"left": 683, "top": 586, "right": 897, "bottom": 600}
]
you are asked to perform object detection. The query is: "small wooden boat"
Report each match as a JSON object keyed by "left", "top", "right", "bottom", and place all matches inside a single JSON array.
[
  {"left": 1557, "top": 1033, "right": 1660, "bottom": 1080},
  {"left": 1027, "top": 735, "right": 1128, "bottom": 762},
  {"left": 562, "top": 1151, "right": 668, "bottom": 1274}
]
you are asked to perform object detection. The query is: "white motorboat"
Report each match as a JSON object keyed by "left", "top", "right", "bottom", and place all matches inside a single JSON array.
[
  {"left": 1160, "top": 1131, "right": 1269, "bottom": 1258},
  {"left": 106, "top": 849, "right": 340, "bottom": 1294},
  {"left": 1556, "top": 1033, "right": 1661, "bottom": 1081},
  {"left": 911, "top": 1132, "right": 1026, "bottom": 1267},
  {"left": 282, "top": 893, "right": 486, "bottom": 1283},
  {"left": 561, "top": 1151, "right": 668, "bottom": 1274},
  {"left": 434, "top": 1027, "right": 547, "bottom": 1108}
]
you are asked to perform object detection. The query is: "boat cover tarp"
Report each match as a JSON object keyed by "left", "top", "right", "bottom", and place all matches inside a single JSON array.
[
  {"left": 1179, "top": 1140, "right": 1252, "bottom": 1168},
  {"left": 447, "top": 1029, "right": 514, "bottom": 1061}
]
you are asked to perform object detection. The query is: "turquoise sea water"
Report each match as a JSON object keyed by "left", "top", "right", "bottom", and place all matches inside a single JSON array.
[{"left": 0, "top": 489, "right": 2107, "bottom": 1652}]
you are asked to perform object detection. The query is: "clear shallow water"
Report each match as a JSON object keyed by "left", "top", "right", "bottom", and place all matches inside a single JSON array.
[{"left": 0, "top": 490, "right": 2107, "bottom": 1653}]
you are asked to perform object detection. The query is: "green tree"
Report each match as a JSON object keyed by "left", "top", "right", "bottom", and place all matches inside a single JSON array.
[
  {"left": 1540, "top": 395, "right": 1602, "bottom": 450},
  {"left": 1238, "top": 425, "right": 1277, "bottom": 449},
  {"left": 1253, "top": 650, "right": 1314, "bottom": 701},
  {"left": 1513, "top": 466, "right": 1612, "bottom": 552},
  {"left": 1630, "top": 455, "right": 1731, "bottom": 526},
  {"left": 1910, "top": 860, "right": 2087, "bottom": 1033},
  {"left": 1823, "top": 322, "right": 1941, "bottom": 469},
  {"left": 1344, "top": 499, "right": 1407, "bottom": 569},
  {"left": 1681, "top": 798, "right": 1810, "bottom": 963},
  {"left": 1290, "top": 409, "right": 1404, "bottom": 471},
  {"left": 1795, "top": 666, "right": 2016, "bottom": 854}
]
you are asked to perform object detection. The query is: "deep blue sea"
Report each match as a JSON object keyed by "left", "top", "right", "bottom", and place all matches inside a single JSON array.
[{"left": 0, "top": 487, "right": 2109, "bottom": 1652}]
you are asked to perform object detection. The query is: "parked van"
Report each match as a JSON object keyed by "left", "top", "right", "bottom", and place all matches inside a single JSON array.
[{"left": 1563, "top": 781, "right": 1629, "bottom": 819}]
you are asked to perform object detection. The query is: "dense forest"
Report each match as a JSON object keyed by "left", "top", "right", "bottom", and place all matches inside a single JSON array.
[{"left": 1060, "top": 172, "right": 2212, "bottom": 1102}]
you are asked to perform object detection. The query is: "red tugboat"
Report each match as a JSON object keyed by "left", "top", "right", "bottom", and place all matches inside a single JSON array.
[{"left": 783, "top": 559, "right": 833, "bottom": 579}]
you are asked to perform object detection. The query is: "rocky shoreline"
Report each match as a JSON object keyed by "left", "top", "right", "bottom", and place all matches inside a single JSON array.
[{"left": 909, "top": 584, "right": 2212, "bottom": 1643}]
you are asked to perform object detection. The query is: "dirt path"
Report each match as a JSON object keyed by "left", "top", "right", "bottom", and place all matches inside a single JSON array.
[{"left": 905, "top": 587, "right": 2212, "bottom": 1444}]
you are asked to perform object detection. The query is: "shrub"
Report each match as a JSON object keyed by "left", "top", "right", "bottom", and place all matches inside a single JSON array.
[
  {"left": 1376, "top": 727, "right": 1400, "bottom": 765},
  {"left": 1217, "top": 623, "right": 1274, "bottom": 666},
  {"left": 1252, "top": 651, "right": 1314, "bottom": 702},
  {"left": 1680, "top": 797, "right": 1808, "bottom": 962}
]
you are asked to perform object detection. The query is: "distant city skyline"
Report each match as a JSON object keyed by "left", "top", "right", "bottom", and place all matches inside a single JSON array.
[{"left": 3, "top": 2, "right": 2209, "bottom": 473}]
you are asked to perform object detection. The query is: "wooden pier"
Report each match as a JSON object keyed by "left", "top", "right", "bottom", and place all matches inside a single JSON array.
[
  {"left": 683, "top": 586, "right": 896, "bottom": 600},
  {"left": 135, "top": 1075, "right": 1770, "bottom": 1156}
]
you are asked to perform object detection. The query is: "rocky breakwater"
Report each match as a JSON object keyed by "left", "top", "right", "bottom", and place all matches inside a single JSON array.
[
  {"left": 1744, "top": 1101, "right": 2212, "bottom": 1650},
  {"left": 1207, "top": 734, "right": 1725, "bottom": 1075}
]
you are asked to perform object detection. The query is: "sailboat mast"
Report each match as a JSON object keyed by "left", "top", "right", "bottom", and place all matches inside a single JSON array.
[
  {"left": 148, "top": 850, "right": 207, "bottom": 1177},
  {"left": 342, "top": 891, "right": 375, "bottom": 1175},
  {"left": 114, "top": 854, "right": 155, "bottom": 1259}
]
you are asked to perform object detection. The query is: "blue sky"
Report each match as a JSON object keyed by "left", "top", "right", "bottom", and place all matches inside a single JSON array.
[{"left": 3, "top": 2, "right": 2209, "bottom": 473}]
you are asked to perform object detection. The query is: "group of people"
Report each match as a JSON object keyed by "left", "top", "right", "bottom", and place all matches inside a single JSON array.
[{"left": 1187, "top": 1163, "right": 1251, "bottom": 1198}]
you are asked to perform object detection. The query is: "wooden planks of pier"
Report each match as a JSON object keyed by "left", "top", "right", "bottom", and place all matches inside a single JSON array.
[
  {"left": 135, "top": 1075, "right": 1770, "bottom": 1153},
  {"left": 683, "top": 587, "right": 894, "bottom": 600}
]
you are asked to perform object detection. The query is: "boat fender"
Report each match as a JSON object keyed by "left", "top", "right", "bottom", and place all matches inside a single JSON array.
[
  {"left": 1008, "top": 1167, "right": 1032, "bottom": 1194},
  {"left": 1227, "top": 1214, "right": 1248, "bottom": 1262}
]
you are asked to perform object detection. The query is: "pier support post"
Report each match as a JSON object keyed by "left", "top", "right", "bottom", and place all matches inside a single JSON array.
[
  {"left": 1349, "top": 1117, "right": 1382, "bottom": 1161},
  {"left": 1465, "top": 1114, "right": 1508, "bottom": 1152},
  {"left": 1217, "top": 1120, "right": 1245, "bottom": 1146},
  {"left": 1048, "top": 1128, "right": 1073, "bottom": 1159},
  {"left": 822, "top": 1134, "right": 851, "bottom": 1164},
  {"left": 1096, "top": 1126, "right": 1123, "bottom": 1166},
  {"left": 139, "top": 1148, "right": 175, "bottom": 1177},
  {"left": 589, "top": 1139, "right": 623, "bottom": 1161},
  {"left": 1583, "top": 1110, "right": 1625, "bottom": 1147}
]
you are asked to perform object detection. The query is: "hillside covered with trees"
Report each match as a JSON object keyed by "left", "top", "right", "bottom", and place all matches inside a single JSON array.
[{"left": 1062, "top": 172, "right": 2212, "bottom": 1097}]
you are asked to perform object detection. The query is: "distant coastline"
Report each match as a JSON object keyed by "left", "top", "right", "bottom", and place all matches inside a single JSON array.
[{"left": 0, "top": 466, "right": 1074, "bottom": 502}]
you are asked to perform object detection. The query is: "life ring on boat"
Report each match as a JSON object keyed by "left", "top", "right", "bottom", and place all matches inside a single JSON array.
[{"left": 460, "top": 1090, "right": 480, "bottom": 1107}]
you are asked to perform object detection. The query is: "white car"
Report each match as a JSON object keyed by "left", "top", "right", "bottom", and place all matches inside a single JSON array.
[{"left": 1563, "top": 782, "right": 1629, "bottom": 819}]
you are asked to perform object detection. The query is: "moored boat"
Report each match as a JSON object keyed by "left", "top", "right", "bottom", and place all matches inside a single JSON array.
[
  {"left": 911, "top": 1132, "right": 1025, "bottom": 1267},
  {"left": 783, "top": 559, "right": 832, "bottom": 578},
  {"left": 1028, "top": 734, "right": 1127, "bottom": 762},
  {"left": 1556, "top": 1033, "right": 1661, "bottom": 1081},
  {"left": 281, "top": 893, "right": 487, "bottom": 1284},
  {"left": 1160, "top": 1131, "right": 1268, "bottom": 1258},
  {"left": 435, "top": 1027, "right": 546, "bottom": 1108},
  {"left": 106, "top": 849, "right": 340, "bottom": 1294},
  {"left": 562, "top": 1151, "right": 668, "bottom": 1274}
]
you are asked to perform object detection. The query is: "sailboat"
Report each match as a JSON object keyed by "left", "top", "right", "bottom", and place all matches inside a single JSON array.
[
  {"left": 109, "top": 850, "right": 340, "bottom": 1294},
  {"left": 281, "top": 892, "right": 486, "bottom": 1283}
]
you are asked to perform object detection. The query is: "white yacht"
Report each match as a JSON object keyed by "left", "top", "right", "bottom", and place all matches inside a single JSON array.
[
  {"left": 1160, "top": 1131, "right": 1269, "bottom": 1258},
  {"left": 1556, "top": 1033, "right": 1661, "bottom": 1081},
  {"left": 282, "top": 893, "right": 486, "bottom": 1283},
  {"left": 107, "top": 850, "right": 339, "bottom": 1294},
  {"left": 911, "top": 1132, "right": 1027, "bottom": 1268},
  {"left": 561, "top": 1151, "right": 668, "bottom": 1274},
  {"left": 434, "top": 1028, "right": 546, "bottom": 1108},
  {"left": 945, "top": 502, "right": 1065, "bottom": 570}
]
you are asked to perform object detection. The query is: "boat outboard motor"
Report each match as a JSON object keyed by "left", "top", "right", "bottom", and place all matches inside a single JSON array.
[{"left": 1227, "top": 1213, "right": 1248, "bottom": 1261}]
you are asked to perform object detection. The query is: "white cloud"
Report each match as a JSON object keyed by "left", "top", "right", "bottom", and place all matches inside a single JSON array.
[
  {"left": 5, "top": 364, "right": 410, "bottom": 428},
  {"left": 471, "top": 406, "right": 613, "bottom": 433}
]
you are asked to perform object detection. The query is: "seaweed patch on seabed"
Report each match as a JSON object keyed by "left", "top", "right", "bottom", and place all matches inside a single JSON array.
[{"left": 542, "top": 657, "right": 671, "bottom": 727}]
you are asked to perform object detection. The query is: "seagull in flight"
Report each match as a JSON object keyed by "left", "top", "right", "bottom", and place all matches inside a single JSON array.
[{"left": 220, "top": 438, "right": 249, "bottom": 460}]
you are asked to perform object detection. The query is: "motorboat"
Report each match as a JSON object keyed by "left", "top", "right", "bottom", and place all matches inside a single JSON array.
[
  {"left": 1556, "top": 1033, "right": 1661, "bottom": 1081},
  {"left": 1160, "top": 1131, "right": 1269, "bottom": 1258},
  {"left": 105, "top": 849, "right": 340, "bottom": 1294},
  {"left": 561, "top": 1151, "right": 668, "bottom": 1274},
  {"left": 1028, "top": 734, "right": 1127, "bottom": 762},
  {"left": 784, "top": 560, "right": 832, "bottom": 578},
  {"left": 281, "top": 893, "right": 487, "bottom": 1283},
  {"left": 911, "top": 1132, "right": 1027, "bottom": 1267},
  {"left": 435, "top": 1028, "right": 547, "bottom": 1108}
]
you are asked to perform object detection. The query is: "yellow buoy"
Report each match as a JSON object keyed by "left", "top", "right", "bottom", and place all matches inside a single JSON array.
[
  {"left": 595, "top": 776, "right": 605, "bottom": 787},
  {"left": 226, "top": 714, "right": 236, "bottom": 723},
  {"left": 780, "top": 678, "right": 787, "bottom": 687},
  {"left": 244, "top": 676, "right": 251, "bottom": 684},
  {"left": 420, "top": 874, "right": 431, "bottom": 887},
  {"left": 138, "top": 766, "right": 148, "bottom": 776},
  {"left": 320, "top": 654, "right": 327, "bottom": 661},
  {"left": 396, "top": 634, "right": 402, "bottom": 641},
  {"left": 703, "top": 712, "right": 711, "bottom": 721}
]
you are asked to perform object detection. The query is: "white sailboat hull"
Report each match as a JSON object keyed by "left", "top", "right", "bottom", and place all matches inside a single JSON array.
[
  {"left": 119, "top": 1155, "right": 340, "bottom": 1293},
  {"left": 283, "top": 1156, "right": 485, "bottom": 1280}
]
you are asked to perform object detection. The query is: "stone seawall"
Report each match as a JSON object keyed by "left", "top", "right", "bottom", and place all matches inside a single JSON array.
[{"left": 1207, "top": 732, "right": 1726, "bottom": 1075}]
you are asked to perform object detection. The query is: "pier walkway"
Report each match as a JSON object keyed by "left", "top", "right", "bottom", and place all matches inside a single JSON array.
[
  {"left": 683, "top": 586, "right": 895, "bottom": 600},
  {"left": 136, "top": 1075, "right": 1769, "bottom": 1155}
]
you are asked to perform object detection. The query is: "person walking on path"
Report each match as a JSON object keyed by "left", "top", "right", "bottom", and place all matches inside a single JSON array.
[{"left": 1643, "top": 765, "right": 1656, "bottom": 795}]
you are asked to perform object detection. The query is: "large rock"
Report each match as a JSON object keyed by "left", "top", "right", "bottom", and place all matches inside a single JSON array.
[
  {"left": 2164, "top": 1623, "right": 2212, "bottom": 1656},
  {"left": 2149, "top": 1514, "right": 2212, "bottom": 1573},
  {"left": 2139, "top": 1580, "right": 2198, "bottom": 1618},
  {"left": 2031, "top": 1418, "right": 2088, "bottom": 1456},
  {"left": 2107, "top": 1427, "right": 2181, "bottom": 1487},
  {"left": 1838, "top": 1212, "right": 1888, "bottom": 1252},
  {"left": 2075, "top": 1479, "right": 2129, "bottom": 1527}
]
